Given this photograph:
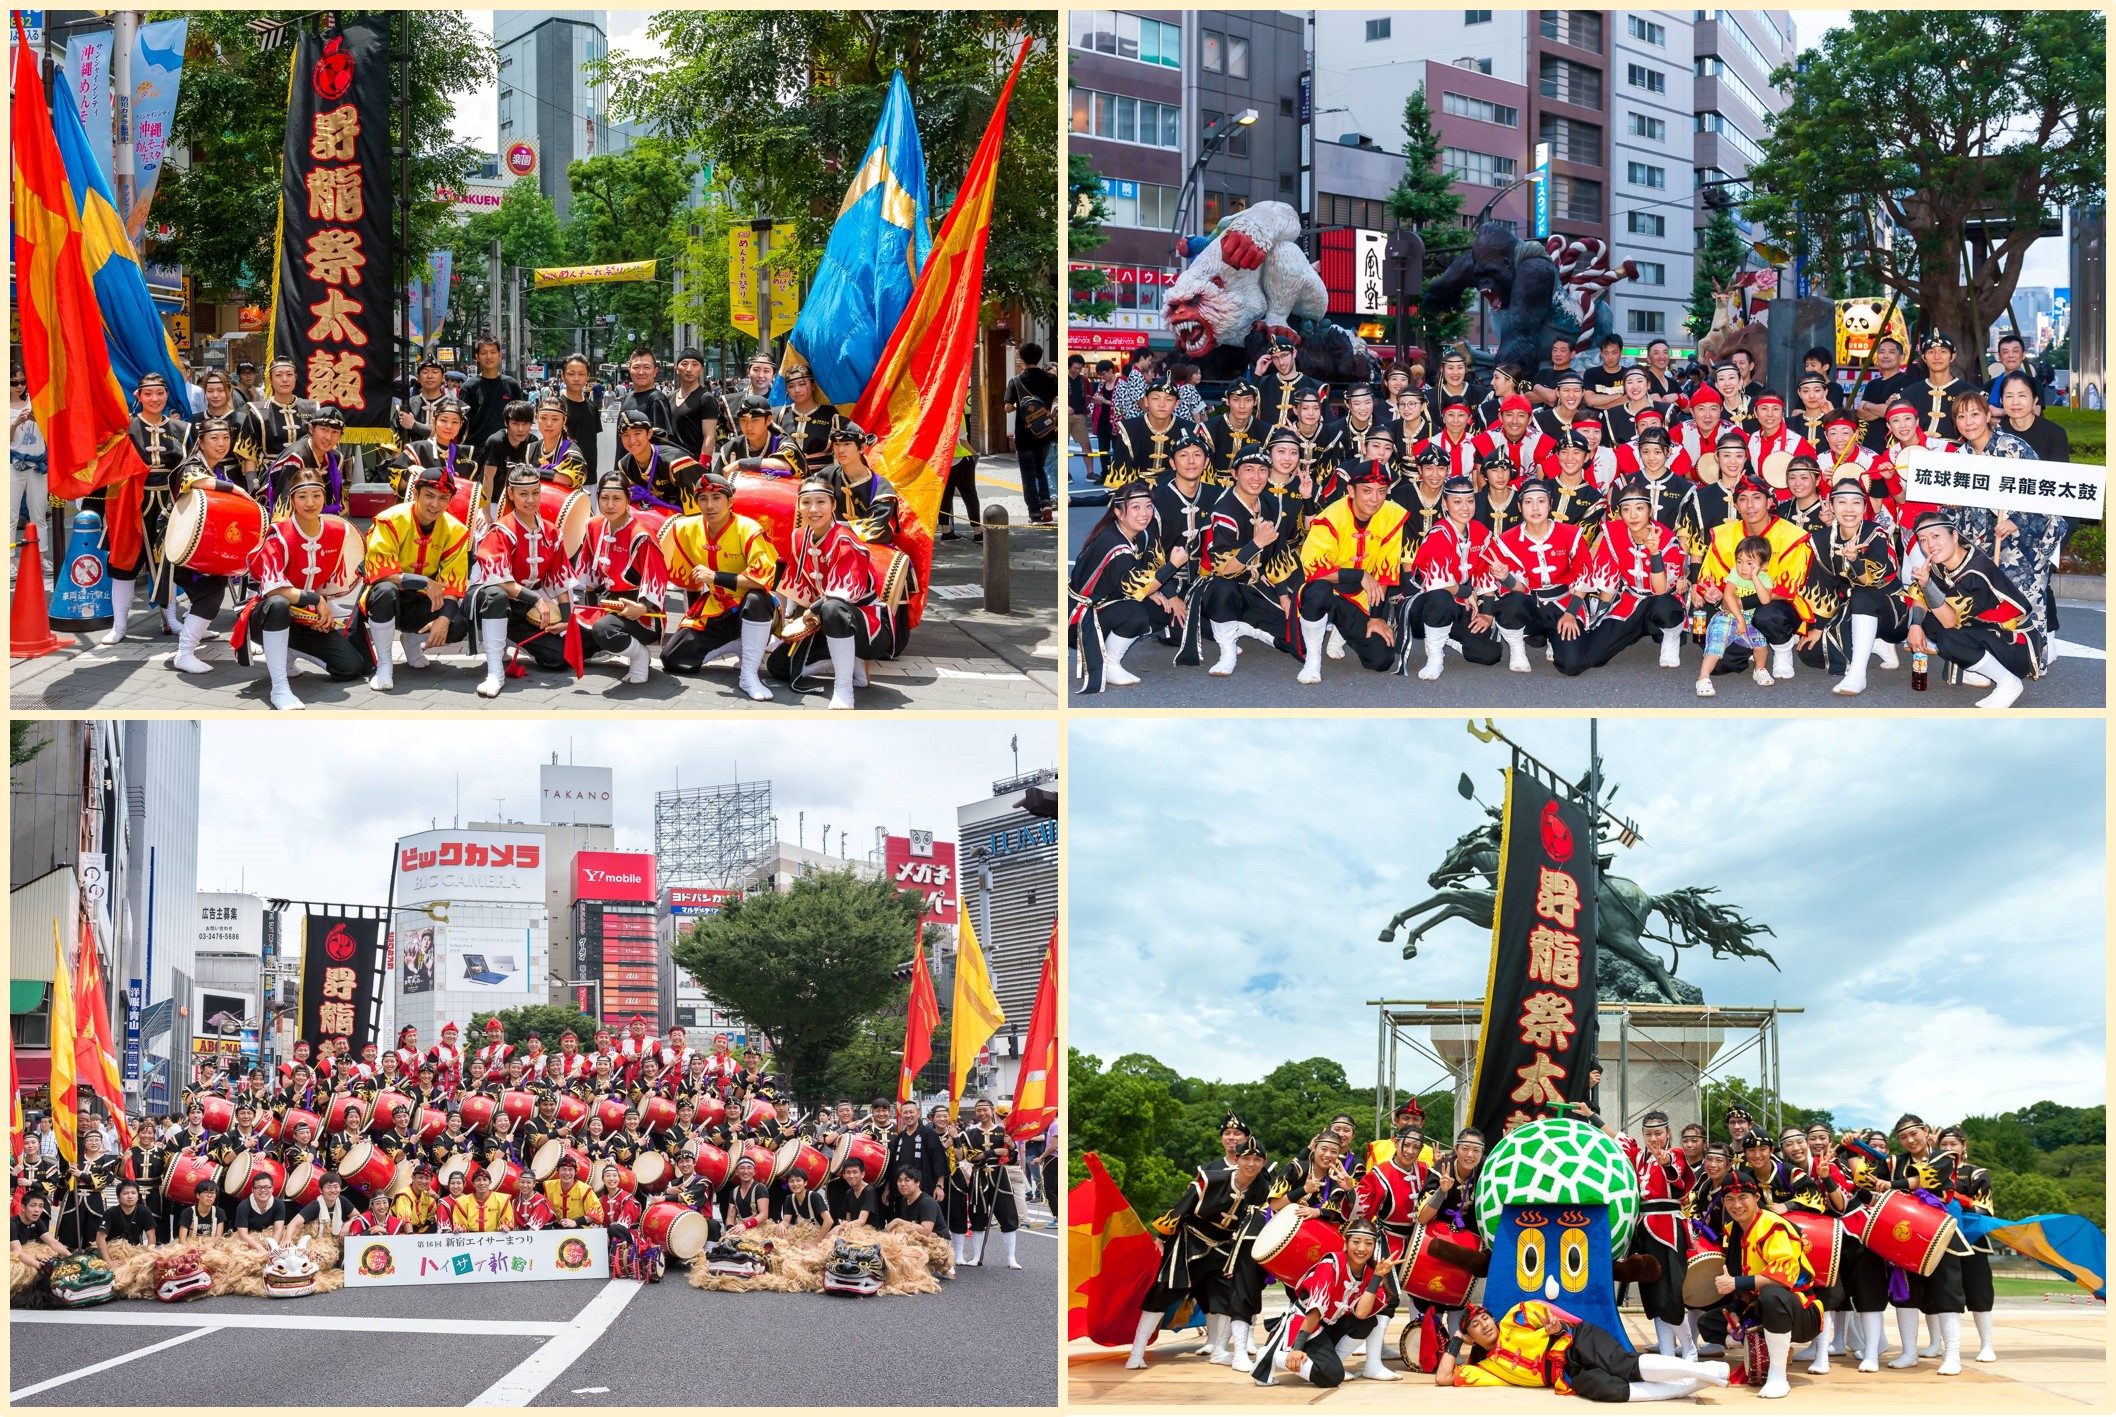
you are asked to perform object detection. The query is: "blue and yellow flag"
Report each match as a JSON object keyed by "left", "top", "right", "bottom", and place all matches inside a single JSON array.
[
  {"left": 1956, "top": 1210, "right": 2106, "bottom": 1299},
  {"left": 48, "top": 66, "right": 188, "bottom": 408},
  {"left": 775, "top": 71, "right": 931, "bottom": 406}
]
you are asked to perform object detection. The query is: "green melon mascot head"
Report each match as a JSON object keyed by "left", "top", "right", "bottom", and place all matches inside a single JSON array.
[{"left": 1476, "top": 1116, "right": 1644, "bottom": 1349}]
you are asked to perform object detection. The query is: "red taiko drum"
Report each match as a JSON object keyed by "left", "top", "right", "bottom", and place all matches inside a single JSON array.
[
  {"left": 595, "top": 1098, "right": 632, "bottom": 1135},
  {"left": 741, "top": 1144, "right": 778, "bottom": 1185},
  {"left": 642, "top": 1201, "right": 711, "bottom": 1261},
  {"left": 199, "top": 1097, "right": 235, "bottom": 1134},
  {"left": 598, "top": 1162, "right": 636, "bottom": 1198},
  {"left": 728, "top": 471, "right": 932, "bottom": 630},
  {"left": 1846, "top": 1192, "right": 1957, "bottom": 1276},
  {"left": 556, "top": 1096, "right": 589, "bottom": 1131},
  {"left": 773, "top": 1140, "right": 827, "bottom": 1191},
  {"left": 831, "top": 1134, "right": 888, "bottom": 1185},
  {"left": 692, "top": 1095, "right": 727, "bottom": 1130},
  {"left": 415, "top": 1108, "right": 448, "bottom": 1145},
  {"left": 164, "top": 485, "right": 265, "bottom": 577},
  {"left": 280, "top": 1108, "right": 324, "bottom": 1144},
  {"left": 639, "top": 1096, "right": 678, "bottom": 1136},
  {"left": 1252, "top": 1207, "right": 1347, "bottom": 1286},
  {"left": 223, "top": 1152, "right": 286, "bottom": 1203},
  {"left": 633, "top": 1152, "right": 671, "bottom": 1194},
  {"left": 1403, "top": 1221, "right": 1479, "bottom": 1308},
  {"left": 1780, "top": 1210, "right": 1843, "bottom": 1288},
  {"left": 458, "top": 1095, "right": 498, "bottom": 1130},
  {"left": 500, "top": 1090, "right": 537, "bottom": 1125},
  {"left": 325, "top": 1095, "right": 366, "bottom": 1134},
  {"left": 338, "top": 1141, "right": 397, "bottom": 1196},
  {"left": 162, "top": 1153, "right": 220, "bottom": 1207},
  {"left": 692, "top": 1143, "right": 733, "bottom": 1191},
  {"left": 742, "top": 1097, "right": 775, "bottom": 1131},
  {"left": 370, "top": 1091, "right": 415, "bottom": 1134},
  {"left": 485, "top": 1159, "right": 525, "bottom": 1198},
  {"left": 437, "top": 1155, "right": 478, "bottom": 1194},
  {"left": 282, "top": 1161, "right": 322, "bottom": 1208}
]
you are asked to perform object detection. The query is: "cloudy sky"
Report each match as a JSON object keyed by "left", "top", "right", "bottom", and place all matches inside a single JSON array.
[
  {"left": 1070, "top": 718, "right": 2105, "bottom": 1130},
  {"left": 196, "top": 720, "right": 1056, "bottom": 904}
]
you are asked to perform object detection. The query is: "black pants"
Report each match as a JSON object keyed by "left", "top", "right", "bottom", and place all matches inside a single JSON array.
[
  {"left": 970, "top": 1181, "right": 1020, "bottom": 1234},
  {"left": 1557, "top": 593, "right": 1685, "bottom": 676},
  {"left": 1492, "top": 589, "right": 1576, "bottom": 644},
  {"left": 1750, "top": 1284, "right": 1825, "bottom": 1339},
  {"left": 1961, "top": 1250, "right": 1994, "bottom": 1313},
  {"left": 1908, "top": 1252, "right": 1966, "bottom": 1314},
  {"left": 471, "top": 584, "right": 571, "bottom": 671},
  {"left": 1200, "top": 578, "right": 1292, "bottom": 649},
  {"left": 1845, "top": 1234, "right": 1890, "bottom": 1312},
  {"left": 583, "top": 613, "right": 657, "bottom": 658},
  {"left": 1631, "top": 1230, "right": 1686, "bottom": 1325},
  {"left": 1016, "top": 442, "right": 1053, "bottom": 516},
  {"left": 941, "top": 454, "right": 983, "bottom": 530},
  {"left": 1560, "top": 1319, "right": 1647, "bottom": 1403},
  {"left": 256, "top": 596, "right": 369, "bottom": 677},
  {"left": 662, "top": 591, "right": 774, "bottom": 673},
  {"left": 1924, "top": 620, "right": 2033, "bottom": 679},
  {"left": 1805, "top": 584, "right": 1910, "bottom": 672},
  {"left": 1710, "top": 598, "right": 1801, "bottom": 675},
  {"left": 176, "top": 570, "right": 234, "bottom": 623},
  {"left": 1295, "top": 1312, "right": 1379, "bottom": 1388},
  {"left": 1297, "top": 580, "right": 1397, "bottom": 671},
  {"left": 1408, "top": 588, "right": 1502, "bottom": 665},
  {"left": 1089, "top": 597, "right": 1172, "bottom": 643},
  {"left": 765, "top": 596, "right": 900, "bottom": 681},
  {"left": 366, "top": 581, "right": 470, "bottom": 645}
]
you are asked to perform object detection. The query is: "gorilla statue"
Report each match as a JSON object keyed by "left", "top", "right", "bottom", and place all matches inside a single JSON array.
[{"left": 1424, "top": 221, "right": 1637, "bottom": 372}]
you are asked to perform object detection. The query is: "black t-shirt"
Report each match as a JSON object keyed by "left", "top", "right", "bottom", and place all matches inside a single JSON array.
[
  {"left": 13, "top": 1214, "right": 54, "bottom": 1246},
  {"left": 477, "top": 429, "right": 535, "bottom": 484},
  {"left": 2010, "top": 416, "right": 2071, "bottom": 463},
  {"left": 98, "top": 1204, "right": 155, "bottom": 1245},
  {"left": 1583, "top": 363, "right": 1630, "bottom": 400},
  {"left": 619, "top": 386, "right": 676, "bottom": 439},
  {"left": 771, "top": 1188, "right": 830, "bottom": 1224},
  {"left": 561, "top": 392, "right": 603, "bottom": 479},
  {"left": 830, "top": 1180, "right": 883, "bottom": 1228},
  {"left": 1007, "top": 368, "right": 1061, "bottom": 450},
  {"left": 896, "top": 1192, "right": 943, "bottom": 1230},
  {"left": 1532, "top": 362, "right": 1577, "bottom": 392},
  {"left": 234, "top": 1198, "right": 285, "bottom": 1233},
  {"left": 299, "top": 1197, "right": 357, "bottom": 1232},
  {"left": 670, "top": 387, "right": 724, "bottom": 461},
  {"left": 460, "top": 375, "right": 526, "bottom": 448},
  {"left": 1854, "top": 370, "right": 1917, "bottom": 448}
]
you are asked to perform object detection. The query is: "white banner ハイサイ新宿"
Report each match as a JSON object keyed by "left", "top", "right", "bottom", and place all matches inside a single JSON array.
[{"left": 344, "top": 1226, "right": 610, "bottom": 1287}]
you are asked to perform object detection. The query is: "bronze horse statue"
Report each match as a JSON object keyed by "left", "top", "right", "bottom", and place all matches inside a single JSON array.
[{"left": 1379, "top": 811, "right": 1779, "bottom": 1003}]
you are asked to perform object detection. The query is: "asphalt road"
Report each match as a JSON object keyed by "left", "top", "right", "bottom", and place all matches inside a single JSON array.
[
  {"left": 1065, "top": 477, "right": 2107, "bottom": 709},
  {"left": 11, "top": 1213, "right": 1058, "bottom": 1407}
]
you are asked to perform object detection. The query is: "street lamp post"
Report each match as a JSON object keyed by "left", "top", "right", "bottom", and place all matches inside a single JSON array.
[{"left": 1170, "top": 108, "right": 1258, "bottom": 265}]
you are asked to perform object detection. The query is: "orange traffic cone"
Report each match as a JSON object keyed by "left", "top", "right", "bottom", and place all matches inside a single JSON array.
[{"left": 12, "top": 518, "right": 72, "bottom": 659}]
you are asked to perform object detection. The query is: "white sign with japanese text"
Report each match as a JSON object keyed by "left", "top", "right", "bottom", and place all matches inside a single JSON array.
[
  {"left": 344, "top": 1225, "right": 609, "bottom": 1287},
  {"left": 1895, "top": 446, "right": 2104, "bottom": 522},
  {"left": 1355, "top": 229, "right": 1388, "bottom": 317}
]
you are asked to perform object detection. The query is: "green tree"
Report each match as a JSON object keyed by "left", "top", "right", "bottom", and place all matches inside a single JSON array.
[
  {"left": 1068, "top": 153, "right": 1115, "bottom": 323},
  {"left": 468, "top": 1003, "right": 601, "bottom": 1049},
  {"left": 1743, "top": 11, "right": 2105, "bottom": 373},
  {"left": 2017, "top": 1100, "right": 2106, "bottom": 1152},
  {"left": 1386, "top": 83, "right": 1472, "bottom": 347},
  {"left": 1688, "top": 207, "right": 1748, "bottom": 340},
  {"left": 670, "top": 869, "right": 922, "bottom": 1105},
  {"left": 564, "top": 140, "right": 702, "bottom": 357},
  {"left": 1068, "top": 1047, "right": 1187, "bottom": 1212},
  {"left": 10, "top": 722, "right": 48, "bottom": 768},
  {"left": 445, "top": 179, "right": 573, "bottom": 355},
  {"left": 152, "top": 10, "right": 493, "bottom": 302},
  {"left": 592, "top": 12, "right": 1058, "bottom": 326},
  {"left": 1959, "top": 1113, "right": 2041, "bottom": 1173},
  {"left": 1990, "top": 1166, "right": 2075, "bottom": 1221}
]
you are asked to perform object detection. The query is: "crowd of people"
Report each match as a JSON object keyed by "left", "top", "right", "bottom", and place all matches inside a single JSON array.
[
  {"left": 1123, "top": 1096, "right": 2005, "bottom": 1402},
  {"left": 12, "top": 1019, "right": 1038, "bottom": 1278},
  {"left": 1069, "top": 331, "right": 2078, "bottom": 707}
]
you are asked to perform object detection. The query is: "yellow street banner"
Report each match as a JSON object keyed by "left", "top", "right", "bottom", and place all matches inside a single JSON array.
[
  {"left": 531, "top": 260, "right": 657, "bottom": 290},
  {"left": 728, "top": 227, "right": 800, "bottom": 338}
]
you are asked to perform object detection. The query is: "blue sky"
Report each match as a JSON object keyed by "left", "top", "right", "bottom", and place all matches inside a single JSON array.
[{"left": 1069, "top": 718, "right": 2106, "bottom": 1130}]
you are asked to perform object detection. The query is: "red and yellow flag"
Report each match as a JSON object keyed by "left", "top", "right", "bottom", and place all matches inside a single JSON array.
[
  {"left": 1068, "top": 1152, "right": 1162, "bottom": 1346},
  {"left": 10, "top": 20, "right": 148, "bottom": 562},
  {"left": 49, "top": 922, "right": 80, "bottom": 1167},
  {"left": 898, "top": 928, "right": 941, "bottom": 1103},
  {"left": 8, "top": 1012, "right": 23, "bottom": 1162},
  {"left": 74, "top": 919, "right": 133, "bottom": 1155},
  {"left": 1005, "top": 922, "right": 1057, "bottom": 1140},
  {"left": 851, "top": 36, "right": 1031, "bottom": 540}
]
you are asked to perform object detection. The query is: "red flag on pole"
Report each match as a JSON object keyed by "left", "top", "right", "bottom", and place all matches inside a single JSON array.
[
  {"left": 898, "top": 927, "right": 940, "bottom": 1103},
  {"left": 74, "top": 918, "right": 133, "bottom": 1158},
  {"left": 1068, "top": 1152, "right": 1162, "bottom": 1345},
  {"left": 1005, "top": 922, "right": 1057, "bottom": 1140}
]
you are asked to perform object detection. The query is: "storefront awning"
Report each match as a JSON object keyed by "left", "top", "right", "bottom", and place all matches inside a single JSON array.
[{"left": 10, "top": 981, "right": 47, "bottom": 1015}]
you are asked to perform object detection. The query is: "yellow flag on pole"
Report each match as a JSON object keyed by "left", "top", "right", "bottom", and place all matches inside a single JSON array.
[
  {"left": 49, "top": 921, "right": 80, "bottom": 1166},
  {"left": 947, "top": 910, "right": 1006, "bottom": 1120}
]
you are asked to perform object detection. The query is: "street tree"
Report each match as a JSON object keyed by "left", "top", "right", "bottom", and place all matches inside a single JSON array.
[
  {"left": 1743, "top": 10, "right": 2105, "bottom": 373},
  {"left": 151, "top": 10, "right": 492, "bottom": 302},
  {"left": 565, "top": 140, "right": 702, "bottom": 357},
  {"left": 1068, "top": 154, "right": 1116, "bottom": 324},
  {"left": 468, "top": 1003, "right": 602, "bottom": 1049},
  {"left": 1387, "top": 83, "right": 1472, "bottom": 348},
  {"left": 1688, "top": 207, "right": 1748, "bottom": 339},
  {"left": 671, "top": 868, "right": 926, "bottom": 1103},
  {"left": 444, "top": 179, "right": 574, "bottom": 357}
]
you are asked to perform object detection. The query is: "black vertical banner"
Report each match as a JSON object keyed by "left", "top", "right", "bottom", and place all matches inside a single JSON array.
[
  {"left": 269, "top": 17, "right": 393, "bottom": 442},
  {"left": 299, "top": 915, "right": 386, "bottom": 1054},
  {"left": 1468, "top": 769, "right": 1601, "bottom": 1141}
]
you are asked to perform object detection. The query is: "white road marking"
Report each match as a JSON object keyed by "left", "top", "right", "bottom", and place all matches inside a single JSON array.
[
  {"left": 9, "top": 1323, "right": 220, "bottom": 1400},
  {"left": 469, "top": 1278, "right": 642, "bottom": 1407},
  {"left": 571, "top": 1387, "right": 610, "bottom": 1394},
  {"left": 2049, "top": 636, "right": 2107, "bottom": 661},
  {"left": 934, "top": 666, "right": 1028, "bottom": 680},
  {"left": 10, "top": 1311, "right": 567, "bottom": 1335}
]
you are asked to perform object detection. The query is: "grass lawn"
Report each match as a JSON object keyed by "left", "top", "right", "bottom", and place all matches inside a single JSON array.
[{"left": 1992, "top": 1273, "right": 2102, "bottom": 1300}]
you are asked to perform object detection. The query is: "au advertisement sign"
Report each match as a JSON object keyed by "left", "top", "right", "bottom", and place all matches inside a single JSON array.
[
  {"left": 346, "top": 1226, "right": 608, "bottom": 1287},
  {"left": 884, "top": 832, "right": 958, "bottom": 926}
]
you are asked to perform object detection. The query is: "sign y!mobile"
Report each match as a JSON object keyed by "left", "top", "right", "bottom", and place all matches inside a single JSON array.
[{"left": 574, "top": 850, "right": 657, "bottom": 903}]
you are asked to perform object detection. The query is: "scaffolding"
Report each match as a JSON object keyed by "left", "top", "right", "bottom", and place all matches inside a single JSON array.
[
  {"left": 654, "top": 781, "right": 775, "bottom": 890},
  {"left": 1370, "top": 998, "right": 1802, "bottom": 1140}
]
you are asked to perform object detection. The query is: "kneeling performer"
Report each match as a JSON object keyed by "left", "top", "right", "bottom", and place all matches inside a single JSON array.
[
  {"left": 240, "top": 464, "right": 368, "bottom": 710},
  {"left": 769, "top": 476, "right": 897, "bottom": 708},
  {"left": 472, "top": 465, "right": 574, "bottom": 698},
  {"left": 659, "top": 467, "right": 780, "bottom": 699},
  {"left": 363, "top": 463, "right": 472, "bottom": 691},
  {"left": 571, "top": 473, "right": 669, "bottom": 684}
]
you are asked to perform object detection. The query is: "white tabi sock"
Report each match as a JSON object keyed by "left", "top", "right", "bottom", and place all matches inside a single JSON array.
[
  {"left": 1973, "top": 1309, "right": 1996, "bottom": 1361},
  {"left": 1760, "top": 1328, "right": 1792, "bottom": 1399},
  {"left": 1125, "top": 1307, "right": 1158, "bottom": 1369},
  {"left": 1888, "top": 1307, "right": 1922, "bottom": 1367}
]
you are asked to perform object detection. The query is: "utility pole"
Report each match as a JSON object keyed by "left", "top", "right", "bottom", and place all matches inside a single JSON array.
[
  {"left": 487, "top": 238, "right": 503, "bottom": 354},
  {"left": 751, "top": 216, "right": 774, "bottom": 364},
  {"left": 112, "top": 11, "right": 137, "bottom": 223}
]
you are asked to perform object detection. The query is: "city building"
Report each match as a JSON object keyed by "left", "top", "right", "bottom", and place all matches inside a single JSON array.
[
  {"left": 388, "top": 823, "right": 557, "bottom": 1046},
  {"left": 192, "top": 892, "right": 265, "bottom": 1079},
  {"left": 956, "top": 769, "right": 1059, "bottom": 1102},
  {"left": 1311, "top": 10, "right": 1740, "bottom": 351},
  {"left": 493, "top": 12, "right": 643, "bottom": 222},
  {"left": 1691, "top": 10, "right": 1794, "bottom": 279}
]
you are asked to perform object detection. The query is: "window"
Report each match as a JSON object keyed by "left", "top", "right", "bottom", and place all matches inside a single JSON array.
[
  {"left": 1634, "top": 261, "right": 1667, "bottom": 285},
  {"left": 1461, "top": 213, "right": 1520, "bottom": 235},
  {"left": 1098, "top": 178, "right": 1182, "bottom": 229},
  {"left": 1366, "top": 17, "right": 1391, "bottom": 41},
  {"left": 1539, "top": 113, "right": 1602, "bottom": 165},
  {"left": 1443, "top": 146, "right": 1518, "bottom": 187},
  {"left": 1069, "top": 10, "right": 1183, "bottom": 67},
  {"left": 1444, "top": 91, "right": 1519, "bottom": 127},
  {"left": 1072, "top": 89, "right": 1181, "bottom": 148},
  {"left": 1202, "top": 110, "right": 1250, "bottom": 159},
  {"left": 1539, "top": 11, "right": 1603, "bottom": 51},
  {"left": 1696, "top": 112, "right": 1764, "bottom": 164},
  {"left": 1202, "top": 28, "right": 1223, "bottom": 72},
  {"left": 1628, "top": 210, "right": 1666, "bottom": 237},
  {"left": 1279, "top": 171, "right": 1296, "bottom": 192},
  {"left": 1697, "top": 10, "right": 1775, "bottom": 77},
  {"left": 1540, "top": 55, "right": 1602, "bottom": 107},
  {"left": 1628, "top": 16, "right": 1666, "bottom": 46},
  {"left": 1629, "top": 112, "right": 1666, "bottom": 141},
  {"left": 1627, "top": 161, "right": 1666, "bottom": 189},
  {"left": 1465, "top": 9, "right": 1492, "bottom": 22},
  {"left": 1456, "top": 56, "right": 1495, "bottom": 74},
  {"left": 1228, "top": 35, "right": 1250, "bottom": 79},
  {"left": 12, "top": 1008, "right": 48, "bottom": 1049},
  {"left": 1551, "top": 174, "right": 1602, "bottom": 222},
  {"left": 1627, "top": 63, "right": 1666, "bottom": 93},
  {"left": 1281, "top": 96, "right": 1296, "bottom": 117},
  {"left": 1695, "top": 56, "right": 1769, "bottom": 121},
  {"left": 1627, "top": 309, "right": 1666, "bottom": 334},
  {"left": 1318, "top": 192, "right": 1405, "bottom": 231}
]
